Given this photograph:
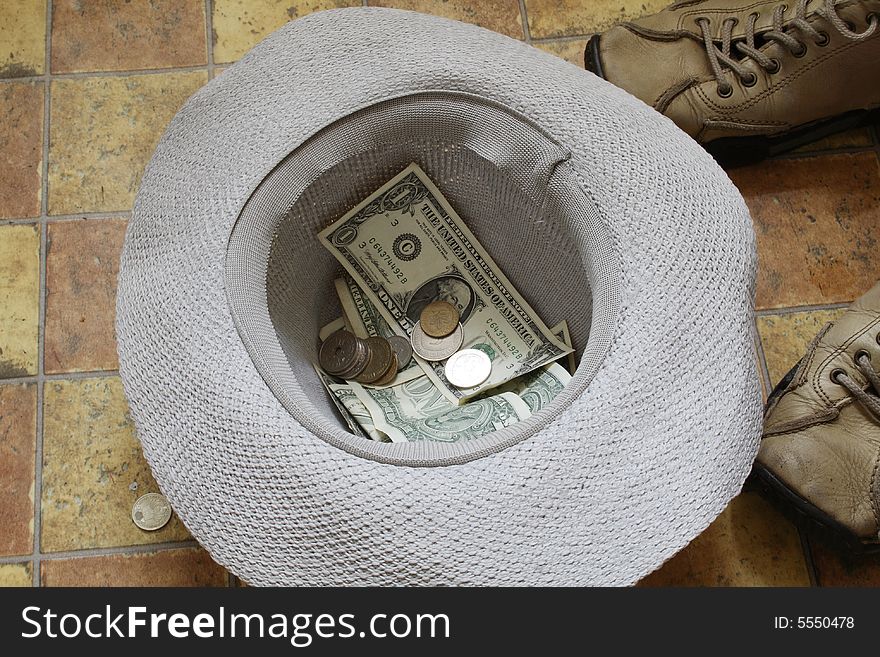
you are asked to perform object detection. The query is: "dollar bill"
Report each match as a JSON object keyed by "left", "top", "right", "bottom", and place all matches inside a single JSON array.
[
  {"left": 313, "top": 363, "right": 390, "bottom": 442},
  {"left": 318, "top": 163, "right": 572, "bottom": 404},
  {"left": 549, "top": 319, "right": 577, "bottom": 375},
  {"left": 334, "top": 276, "right": 426, "bottom": 388},
  {"left": 481, "top": 362, "right": 571, "bottom": 414},
  {"left": 349, "top": 376, "right": 531, "bottom": 444},
  {"left": 318, "top": 316, "right": 348, "bottom": 342}
]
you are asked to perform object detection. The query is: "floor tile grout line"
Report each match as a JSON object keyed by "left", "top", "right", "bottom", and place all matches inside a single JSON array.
[
  {"left": 1, "top": 370, "right": 120, "bottom": 386},
  {"left": 0, "top": 556, "right": 34, "bottom": 566},
  {"left": 205, "top": 0, "right": 216, "bottom": 80},
  {"left": 530, "top": 34, "right": 592, "bottom": 44},
  {"left": 3, "top": 64, "right": 211, "bottom": 84},
  {"left": 31, "top": 0, "right": 54, "bottom": 588},
  {"left": 2, "top": 210, "right": 133, "bottom": 225},
  {"left": 755, "top": 301, "right": 851, "bottom": 316},
  {"left": 1, "top": 540, "right": 202, "bottom": 566},
  {"left": 518, "top": 0, "right": 532, "bottom": 43}
]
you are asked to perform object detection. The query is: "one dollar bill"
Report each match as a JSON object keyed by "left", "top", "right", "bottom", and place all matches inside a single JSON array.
[
  {"left": 349, "top": 376, "right": 531, "bottom": 444},
  {"left": 319, "top": 163, "right": 572, "bottom": 404}
]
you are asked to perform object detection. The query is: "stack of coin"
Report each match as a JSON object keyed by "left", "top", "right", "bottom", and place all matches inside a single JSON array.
[
  {"left": 319, "top": 329, "right": 399, "bottom": 385},
  {"left": 411, "top": 301, "right": 464, "bottom": 362}
]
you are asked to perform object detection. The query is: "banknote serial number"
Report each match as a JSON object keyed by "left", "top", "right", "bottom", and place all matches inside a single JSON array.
[{"left": 773, "top": 617, "right": 854, "bottom": 629}]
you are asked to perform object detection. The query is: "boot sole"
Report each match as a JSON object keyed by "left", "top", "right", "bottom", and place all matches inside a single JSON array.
[
  {"left": 751, "top": 360, "right": 880, "bottom": 555},
  {"left": 583, "top": 36, "right": 879, "bottom": 167},
  {"left": 751, "top": 463, "right": 880, "bottom": 555},
  {"left": 584, "top": 34, "right": 605, "bottom": 78},
  {"left": 707, "top": 108, "right": 880, "bottom": 167}
]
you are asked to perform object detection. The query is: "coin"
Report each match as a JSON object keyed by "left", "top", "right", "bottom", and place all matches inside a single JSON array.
[
  {"left": 444, "top": 349, "right": 492, "bottom": 388},
  {"left": 411, "top": 321, "right": 463, "bottom": 361},
  {"left": 131, "top": 493, "right": 172, "bottom": 531},
  {"left": 319, "top": 330, "right": 362, "bottom": 376},
  {"left": 335, "top": 338, "right": 369, "bottom": 380},
  {"left": 370, "top": 353, "right": 399, "bottom": 386},
  {"left": 420, "top": 300, "right": 460, "bottom": 338},
  {"left": 387, "top": 335, "right": 413, "bottom": 369},
  {"left": 355, "top": 337, "right": 394, "bottom": 383}
]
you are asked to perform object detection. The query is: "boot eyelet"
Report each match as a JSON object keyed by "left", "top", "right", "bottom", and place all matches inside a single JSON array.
[
  {"left": 855, "top": 349, "right": 871, "bottom": 362},
  {"left": 717, "top": 84, "right": 733, "bottom": 98},
  {"left": 830, "top": 368, "right": 847, "bottom": 384},
  {"left": 766, "top": 58, "right": 781, "bottom": 74},
  {"left": 792, "top": 44, "right": 807, "bottom": 57},
  {"left": 876, "top": 332, "right": 880, "bottom": 346},
  {"left": 815, "top": 31, "right": 830, "bottom": 46},
  {"left": 742, "top": 72, "right": 758, "bottom": 87}
]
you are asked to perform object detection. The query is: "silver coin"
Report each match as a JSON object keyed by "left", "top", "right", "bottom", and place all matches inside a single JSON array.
[
  {"left": 131, "top": 492, "right": 172, "bottom": 531},
  {"left": 444, "top": 349, "right": 492, "bottom": 388},
  {"left": 387, "top": 335, "right": 413, "bottom": 369},
  {"left": 410, "top": 321, "right": 463, "bottom": 361},
  {"left": 319, "top": 330, "right": 362, "bottom": 376},
  {"left": 335, "top": 337, "right": 369, "bottom": 380}
]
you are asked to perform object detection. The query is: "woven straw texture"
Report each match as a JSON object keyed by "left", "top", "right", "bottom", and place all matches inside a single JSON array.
[{"left": 116, "top": 7, "right": 762, "bottom": 586}]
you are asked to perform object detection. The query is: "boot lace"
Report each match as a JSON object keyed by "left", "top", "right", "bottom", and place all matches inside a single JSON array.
[
  {"left": 697, "top": 0, "right": 878, "bottom": 96},
  {"left": 834, "top": 352, "right": 880, "bottom": 421}
]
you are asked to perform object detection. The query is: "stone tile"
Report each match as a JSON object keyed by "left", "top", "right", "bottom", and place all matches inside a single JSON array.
[
  {"left": 41, "top": 548, "right": 228, "bottom": 587},
  {"left": 0, "top": 0, "right": 46, "bottom": 78},
  {"left": 810, "top": 535, "right": 880, "bottom": 586},
  {"left": 638, "top": 492, "right": 811, "bottom": 586},
  {"left": 41, "top": 377, "right": 191, "bottom": 552},
  {"left": 371, "top": 0, "right": 523, "bottom": 39},
  {"left": 790, "top": 127, "right": 874, "bottom": 155},
  {"left": 48, "top": 71, "right": 207, "bottom": 215},
  {"left": 212, "top": 0, "right": 361, "bottom": 63},
  {"left": 51, "top": 0, "right": 207, "bottom": 73},
  {"left": 757, "top": 309, "right": 846, "bottom": 387},
  {"left": 45, "top": 219, "right": 126, "bottom": 374},
  {"left": 728, "top": 153, "right": 880, "bottom": 310},
  {"left": 0, "top": 224, "right": 41, "bottom": 378},
  {"left": 534, "top": 38, "right": 588, "bottom": 68},
  {"left": 0, "top": 82, "right": 44, "bottom": 219},
  {"left": 525, "top": 0, "right": 668, "bottom": 39},
  {"left": 0, "top": 563, "right": 33, "bottom": 587},
  {"left": 0, "top": 384, "right": 36, "bottom": 556}
]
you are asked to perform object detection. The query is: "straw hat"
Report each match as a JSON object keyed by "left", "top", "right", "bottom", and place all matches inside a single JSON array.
[{"left": 117, "top": 7, "right": 762, "bottom": 585}]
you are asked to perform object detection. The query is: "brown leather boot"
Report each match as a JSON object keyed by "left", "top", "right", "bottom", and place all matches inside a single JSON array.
[
  {"left": 755, "top": 281, "right": 880, "bottom": 551},
  {"left": 585, "top": 0, "right": 880, "bottom": 165}
]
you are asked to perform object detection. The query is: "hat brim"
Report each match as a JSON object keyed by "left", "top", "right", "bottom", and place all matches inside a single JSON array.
[{"left": 117, "top": 7, "right": 761, "bottom": 585}]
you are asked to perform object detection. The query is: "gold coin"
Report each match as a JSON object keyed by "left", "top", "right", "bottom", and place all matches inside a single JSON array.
[
  {"left": 355, "top": 337, "right": 394, "bottom": 384},
  {"left": 420, "top": 301, "right": 460, "bottom": 338},
  {"left": 370, "top": 353, "right": 399, "bottom": 386}
]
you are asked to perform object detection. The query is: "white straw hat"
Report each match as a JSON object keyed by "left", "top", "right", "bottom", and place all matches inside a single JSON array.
[{"left": 117, "top": 7, "right": 762, "bottom": 585}]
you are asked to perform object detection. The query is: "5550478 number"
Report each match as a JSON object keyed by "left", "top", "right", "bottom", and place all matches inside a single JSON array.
[{"left": 774, "top": 617, "right": 854, "bottom": 629}]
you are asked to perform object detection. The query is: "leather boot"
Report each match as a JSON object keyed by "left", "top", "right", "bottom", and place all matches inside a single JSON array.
[
  {"left": 585, "top": 0, "right": 880, "bottom": 165},
  {"left": 755, "top": 281, "right": 880, "bottom": 550}
]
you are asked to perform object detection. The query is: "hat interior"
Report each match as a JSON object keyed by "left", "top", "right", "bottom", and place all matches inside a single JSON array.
[{"left": 225, "top": 92, "right": 618, "bottom": 465}]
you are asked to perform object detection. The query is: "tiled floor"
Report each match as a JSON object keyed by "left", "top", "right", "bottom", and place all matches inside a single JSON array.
[{"left": 0, "top": 0, "right": 878, "bottom": 587}]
